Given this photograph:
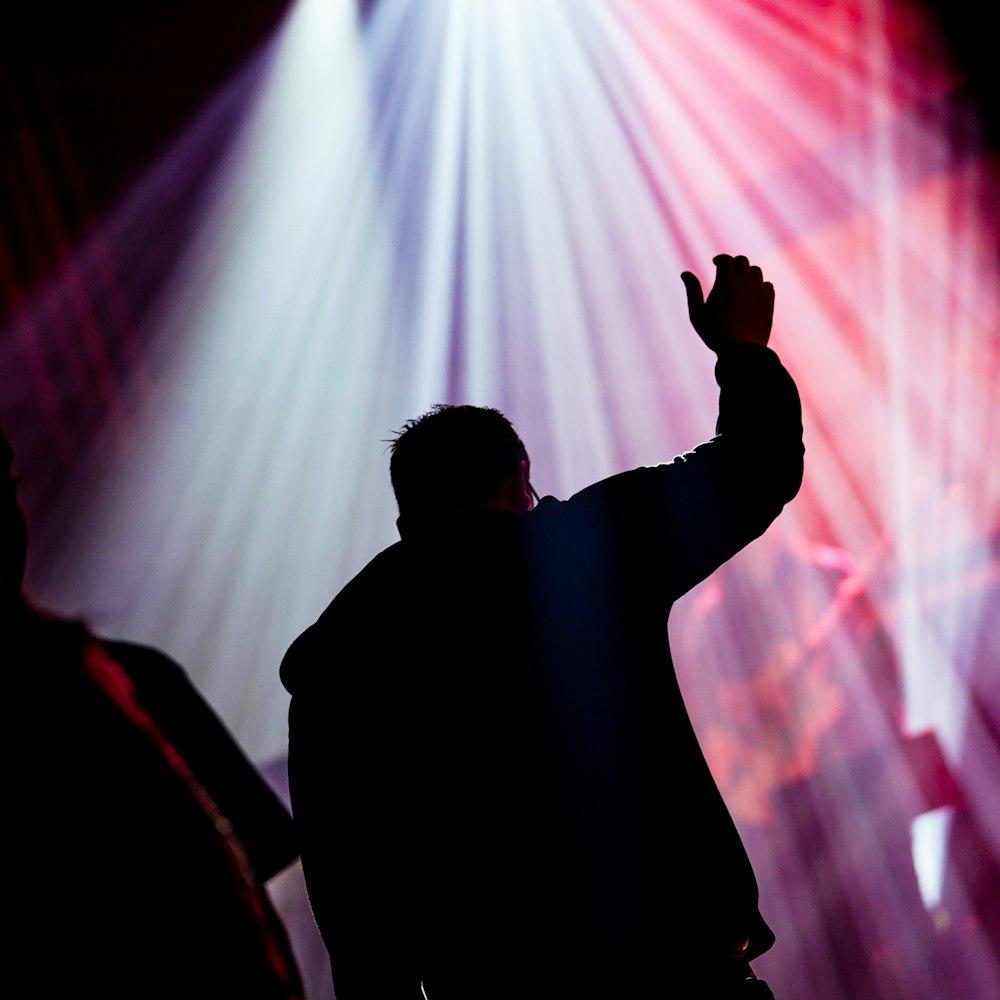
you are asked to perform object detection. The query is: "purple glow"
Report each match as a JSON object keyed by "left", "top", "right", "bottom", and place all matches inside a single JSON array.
[{"left": 1, "top": 1, "right": 997, "bottom": 995}]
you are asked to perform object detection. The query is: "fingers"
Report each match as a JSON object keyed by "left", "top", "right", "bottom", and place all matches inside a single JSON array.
[
  {"left": 680, "top": 271, "right": 705, "bottom": 327},
  {"left": 714, "top": 255, "right": 767, "bottom": 288},
  {"left": 696, "top": 254, "right": 774, "bottom": 349},
  {"left": 763, "top": 280, "right": 775, "bottom": 321},
  {"left": 713, "top": 254, "right": 758, "bottom": 276},
  {"left": 712, "top": 254, "right": 734, "bottom": 278},
  {"left": 680, "top": 270, "right": 704, "bottom": 303}
]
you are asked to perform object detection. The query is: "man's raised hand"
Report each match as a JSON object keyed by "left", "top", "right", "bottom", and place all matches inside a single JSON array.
[{"left": 680, "top": 254, "right": 774, "bottom": 353}]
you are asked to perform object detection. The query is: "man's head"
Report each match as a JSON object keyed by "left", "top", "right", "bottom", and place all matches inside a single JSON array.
[{"left": 389, "top": 405, "right": 535, "bottom": 530}]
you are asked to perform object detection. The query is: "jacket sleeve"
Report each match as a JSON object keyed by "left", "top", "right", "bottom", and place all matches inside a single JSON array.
[{"left": 563, "top": 343, "right": 803, "bottom": 603}]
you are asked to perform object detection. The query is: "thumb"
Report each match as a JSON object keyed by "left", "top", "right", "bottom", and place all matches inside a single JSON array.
[{"left": 680, "top": 271, "right": 704, "bottom": 326}]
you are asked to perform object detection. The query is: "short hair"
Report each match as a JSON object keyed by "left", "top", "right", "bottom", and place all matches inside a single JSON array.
[{"left": 389, "top": 405, "right": 529, "bottom": 517}]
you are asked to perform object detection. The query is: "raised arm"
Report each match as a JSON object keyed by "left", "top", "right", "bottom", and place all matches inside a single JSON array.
[{"left": 561, "top": 254, "right": 803, "bottom": 601}]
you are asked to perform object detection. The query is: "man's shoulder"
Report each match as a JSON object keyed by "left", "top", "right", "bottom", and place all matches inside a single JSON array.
[
  {"left": 95, "top": 638, "right": 200, "bottom": 711},
  {"left": 99, "top": 637, "right": 183, "bottom": 677},
  {"left": 279, "top": 541, "right": 408, "bottom": 694},
  {"left": 325, "top": 540, "right": 410, "bottom": 612}
]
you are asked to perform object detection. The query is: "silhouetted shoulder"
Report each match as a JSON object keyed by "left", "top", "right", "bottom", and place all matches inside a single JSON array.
[
  {"left": 280, "top": 541, "right": 407, "bottom": 696},
  {"left": 103, "top": 638, "right": 298, "bottom": 883}
]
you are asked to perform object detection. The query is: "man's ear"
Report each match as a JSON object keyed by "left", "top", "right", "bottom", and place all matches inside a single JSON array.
[{"left": 510, "top": 459, "right": 534, "bottom": 511}]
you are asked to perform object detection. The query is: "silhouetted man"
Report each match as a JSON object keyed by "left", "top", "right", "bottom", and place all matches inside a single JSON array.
[
  {"left": 281, "top": 255, "right": 803, "bottom": 998},
  {"left": 4, "top": 429, "right": 304, "bottom": 1000}
]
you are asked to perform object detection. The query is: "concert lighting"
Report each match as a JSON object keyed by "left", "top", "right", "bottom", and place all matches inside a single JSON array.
[{"left": 4, "top": 2, "right": 996, "bottom": 995}]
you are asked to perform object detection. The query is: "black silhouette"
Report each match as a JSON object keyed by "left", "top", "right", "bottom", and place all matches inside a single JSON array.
[
  {"left": 4, "top": 429, "right": 304, "bottom": 999},
  {"left": 281, "top": 255, "right": 803, "bottom": 998}
]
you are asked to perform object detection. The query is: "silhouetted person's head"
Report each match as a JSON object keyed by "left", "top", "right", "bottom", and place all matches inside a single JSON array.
[
  {"left": 390, "top": 405, "right": 535, "bottom": 534},
  {"left": 1, "top": 428, "right": 28, "bottom": 607}
]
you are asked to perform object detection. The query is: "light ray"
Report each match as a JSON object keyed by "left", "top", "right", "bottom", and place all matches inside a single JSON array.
[{"left": 3, "top": 1, "right": 997, "bottom": 994}]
